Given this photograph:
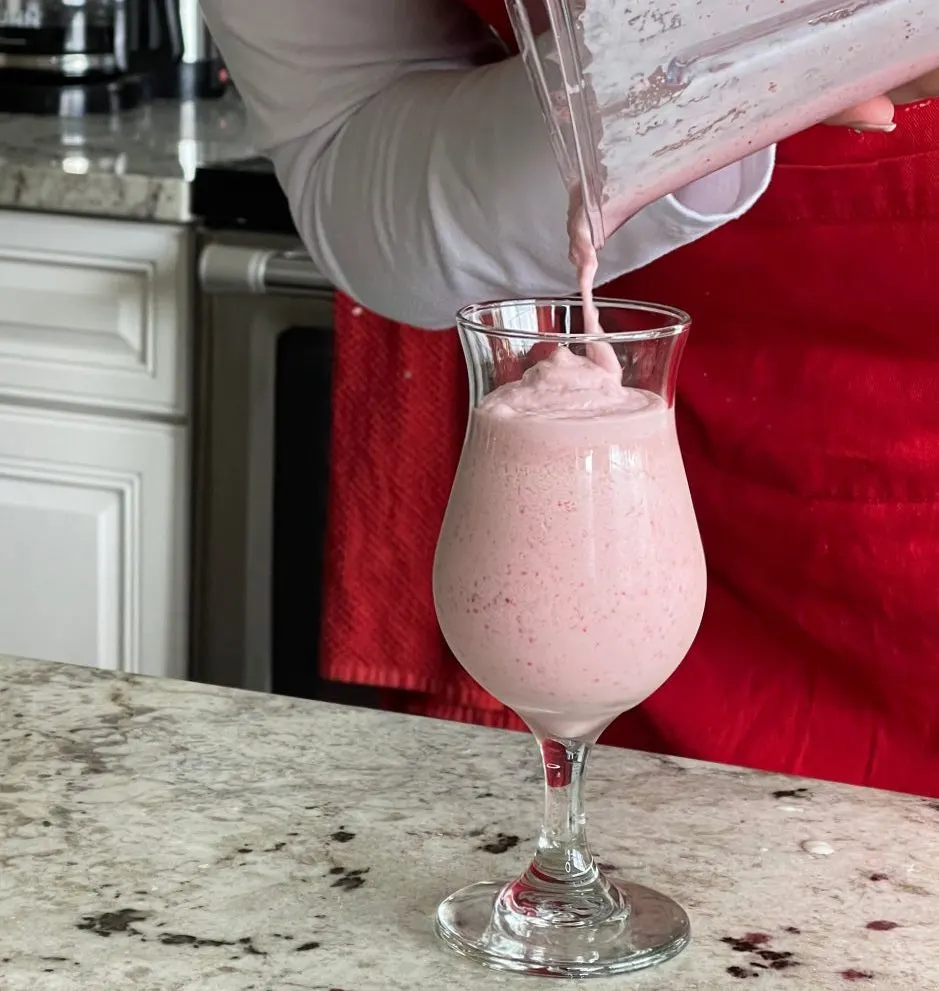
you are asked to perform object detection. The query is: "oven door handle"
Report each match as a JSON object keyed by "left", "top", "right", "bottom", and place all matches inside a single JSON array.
[{"left": 199, "top": 244, "right": 333, "bottom": 298}]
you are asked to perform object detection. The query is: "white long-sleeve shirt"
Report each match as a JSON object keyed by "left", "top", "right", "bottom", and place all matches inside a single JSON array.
[{"left": 200, "top": 0, "right": 775, "bottom": 329}]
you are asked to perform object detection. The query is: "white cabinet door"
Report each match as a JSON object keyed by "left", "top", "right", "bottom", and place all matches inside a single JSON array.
[
  {"left": 0, "top": 403, "right": 187, "bottom": 678},
  {"left": 0, "top": 213, "right": 191, "bottom": 416}
]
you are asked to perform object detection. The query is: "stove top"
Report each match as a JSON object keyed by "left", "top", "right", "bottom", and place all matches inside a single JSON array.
[{"left": 192, "top": 155, "right": 296, "bottom": 236}]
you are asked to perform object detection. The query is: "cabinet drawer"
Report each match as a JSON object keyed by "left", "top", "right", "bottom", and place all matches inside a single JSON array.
[{"left": 0, "top": 211, "right": 191, "bottom": 415}]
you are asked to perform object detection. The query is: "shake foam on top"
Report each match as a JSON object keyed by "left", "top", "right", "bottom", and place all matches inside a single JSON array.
[{"left": 480, "top": 346, "right": 654, "bottom": 420}]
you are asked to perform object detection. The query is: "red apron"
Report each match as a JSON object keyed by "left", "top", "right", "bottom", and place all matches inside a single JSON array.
[{"left": 320, "top": 0, "right": 939, "bottom": 797}]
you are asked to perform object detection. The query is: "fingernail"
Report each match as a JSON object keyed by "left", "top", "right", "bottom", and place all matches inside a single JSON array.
[{"left": 848, "top": 121, "right": 897, "bottom": 134}]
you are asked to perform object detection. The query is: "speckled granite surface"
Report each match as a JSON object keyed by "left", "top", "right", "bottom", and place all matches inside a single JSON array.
[
  {"left": 0, "top": 94, "right": 253, "bottom": 222},
  {"left": 1, "top": 657, "right": 937, "bottom": 990}
]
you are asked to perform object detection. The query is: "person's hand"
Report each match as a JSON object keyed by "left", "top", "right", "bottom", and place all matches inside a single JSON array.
[{"left": 826, "top": 69, "right": 939, "bottom": 131}]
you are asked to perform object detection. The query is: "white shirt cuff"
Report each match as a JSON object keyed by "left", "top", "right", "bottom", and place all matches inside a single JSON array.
[
  {"left": 593, "top": 146, "right": 776, "bottom": 287},
  {"left": 666, "top": 146, "right": 776, "bottom": 228}
]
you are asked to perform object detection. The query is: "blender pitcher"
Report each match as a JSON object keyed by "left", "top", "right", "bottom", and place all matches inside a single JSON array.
[{"left": 506, "top": 0, "right": 939, "bottom": 249}]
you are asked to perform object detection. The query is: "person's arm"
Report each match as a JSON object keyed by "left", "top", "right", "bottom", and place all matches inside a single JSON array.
[{"left": 201, "top": 0, "right": 774, "bottom": 329}]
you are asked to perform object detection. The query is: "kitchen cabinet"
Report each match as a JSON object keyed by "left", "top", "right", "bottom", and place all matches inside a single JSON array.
[
  {"left": 0, "top": 211, "right": 192, "bottom": 677},
  {"left": 0, "top": 210, "right": 190, "bottom": 414}
]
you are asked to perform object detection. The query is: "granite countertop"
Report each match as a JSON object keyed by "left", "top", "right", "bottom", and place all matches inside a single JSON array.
[
  {"left": 1, "top": 657, "right": 938, "bottom": 990},
  {"left": 0, "top": 93, "right": 254, "bottom": 223}
]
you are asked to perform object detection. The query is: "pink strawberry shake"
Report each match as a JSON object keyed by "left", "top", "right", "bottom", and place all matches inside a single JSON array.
[{"left": 433, "top": 346, "right": 706, "bottom": 741}]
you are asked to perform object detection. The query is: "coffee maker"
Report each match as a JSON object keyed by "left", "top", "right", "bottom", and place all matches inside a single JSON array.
[
  {"left": 0, "top": 0, "right": 183, "bottom": 114},
  {"left": 158, "top": 0, "right": 226, "bottom": 100}
]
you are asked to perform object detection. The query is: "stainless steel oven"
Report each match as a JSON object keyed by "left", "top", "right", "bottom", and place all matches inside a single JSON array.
[{"left": 191, "top": 229, "right": 334, "bottom": 694}]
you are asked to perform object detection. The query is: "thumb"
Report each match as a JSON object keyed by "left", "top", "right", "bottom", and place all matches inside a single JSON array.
[{"left": 824, "top": 94, "right": 896, "bottom": 130}]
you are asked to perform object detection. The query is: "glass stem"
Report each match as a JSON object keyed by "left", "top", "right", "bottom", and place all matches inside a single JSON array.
[{"left": 530, "top": 736, "right": 598, "bottom": 884}]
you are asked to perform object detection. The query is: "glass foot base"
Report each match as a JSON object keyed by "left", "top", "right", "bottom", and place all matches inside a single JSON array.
[{"left": 435, "top": 876, "right": 690, "bottom": 978}]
